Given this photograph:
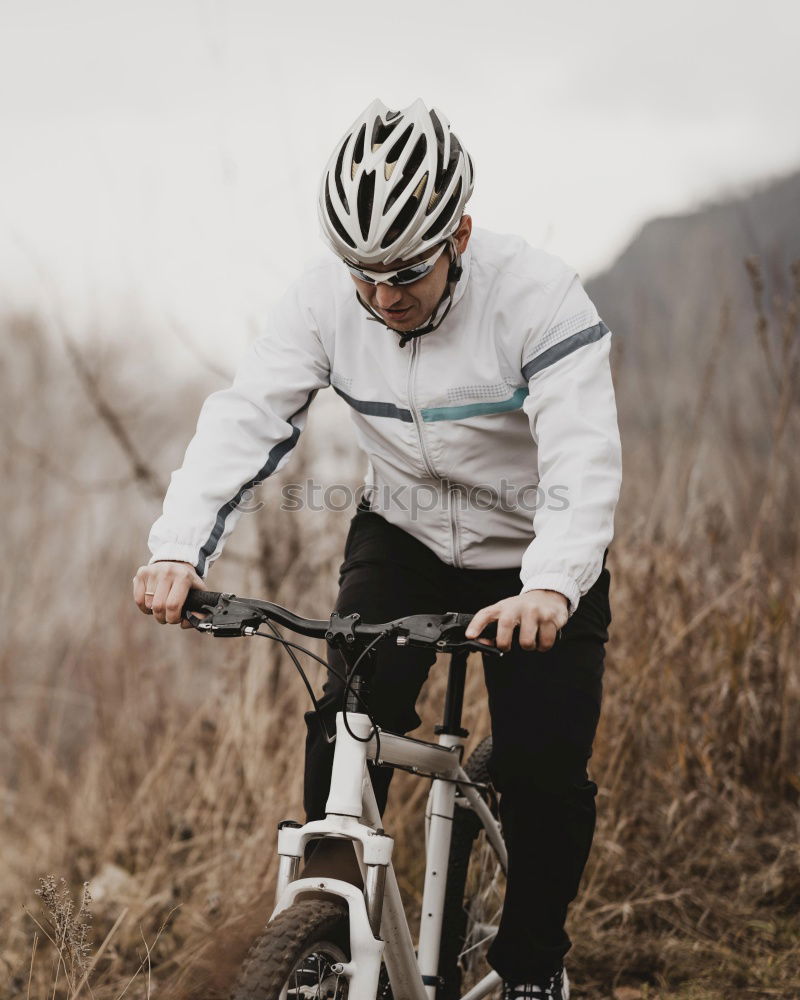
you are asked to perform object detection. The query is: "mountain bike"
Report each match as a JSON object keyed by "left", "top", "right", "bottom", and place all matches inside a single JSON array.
[{"left": 182, "top": 589, "right": 510, "bottom": 1000}]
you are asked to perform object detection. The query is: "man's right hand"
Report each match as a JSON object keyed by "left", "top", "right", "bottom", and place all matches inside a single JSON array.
[{"left": 132, "top": 561, "right": 206, "bottom": 627}]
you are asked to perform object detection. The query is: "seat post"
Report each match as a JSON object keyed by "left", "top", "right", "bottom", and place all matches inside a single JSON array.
[{"left": 436, "top": 648, "right": 469, "bottom": 738}]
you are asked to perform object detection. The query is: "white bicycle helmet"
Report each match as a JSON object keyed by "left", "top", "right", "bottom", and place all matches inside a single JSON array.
[{"left": 319, "top": 98, "right": 474, "bottom": 266}]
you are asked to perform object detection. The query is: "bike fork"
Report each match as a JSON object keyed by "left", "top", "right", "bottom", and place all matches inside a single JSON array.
[{"left": 272, "top": 714, "right": 395, "bottom": 1000}]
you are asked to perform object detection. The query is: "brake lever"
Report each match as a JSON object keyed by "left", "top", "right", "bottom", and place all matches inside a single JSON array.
[
  {"left": 185, "top": 593, "right": 267, "bottom": 637},
  {"left": 391, "top": 609, "right": 504, "bottom": 657},
  {"left": 454, "top": 638, "right": 504, "bottom": 657}
]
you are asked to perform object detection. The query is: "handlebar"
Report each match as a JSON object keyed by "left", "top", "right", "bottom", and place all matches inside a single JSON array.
[{"left": 182, "top": 589, "right": 500, "bottom": 655}]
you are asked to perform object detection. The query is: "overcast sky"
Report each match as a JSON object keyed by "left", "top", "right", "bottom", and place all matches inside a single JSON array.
[{"left": 2, "top": 0, "right": 799, "bottom": 356}]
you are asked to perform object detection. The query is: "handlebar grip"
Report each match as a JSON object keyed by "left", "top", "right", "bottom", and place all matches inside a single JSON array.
[
  {"left": 183, "top": 589, "right": 223, "bottom": 614},
  {"left": 450, "top": 612, "right": 475, "bottom": 628}
]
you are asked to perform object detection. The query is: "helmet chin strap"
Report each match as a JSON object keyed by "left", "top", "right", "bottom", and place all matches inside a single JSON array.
[{"left": 355, "top": 237, "right": 463, "bottom": 348}]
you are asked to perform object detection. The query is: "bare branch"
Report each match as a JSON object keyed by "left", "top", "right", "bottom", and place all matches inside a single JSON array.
[
  {"left": 166, "top": 315, "right": 233, "bottom": 383},
  {"left": 6, "top": 430, "right": 137, "bottom": 494},
  {"left": 60, "top": 334, "right": 164, "bottom": 501}
]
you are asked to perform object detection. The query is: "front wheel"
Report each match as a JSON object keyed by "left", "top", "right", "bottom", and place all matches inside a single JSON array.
[
  {"left": 438, "top": 735, "right": 505, "bottom": 999},
  {"left": 231, "top": 899, "right": 350, "bottom": 999}
]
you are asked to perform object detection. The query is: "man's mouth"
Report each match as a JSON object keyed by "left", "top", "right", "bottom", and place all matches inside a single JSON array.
[{"left": 380, "top": 305, "right": 411, "bottom": 321}]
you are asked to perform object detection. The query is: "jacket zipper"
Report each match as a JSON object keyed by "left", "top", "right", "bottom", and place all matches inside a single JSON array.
[
  {"left": 447, "top": 481, "right": 462, "bottom": 568},
  {"left": 407, "top": 338, "right": 438, "bottom": 478},
  {"left": 407, "top": 338, "right": 462, "bottom": 567}
]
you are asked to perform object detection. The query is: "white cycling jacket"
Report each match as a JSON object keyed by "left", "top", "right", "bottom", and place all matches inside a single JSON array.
[{"left": 148, "top": 227, "right": 622, "bottom": 614}]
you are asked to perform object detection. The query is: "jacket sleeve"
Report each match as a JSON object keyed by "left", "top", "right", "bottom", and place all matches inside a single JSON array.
[
  {"left": 519, "top": 269, "right": 622, "bottom": 614},
  {"left": 147, "top": 277, "right": 331, "bottom": 577}
]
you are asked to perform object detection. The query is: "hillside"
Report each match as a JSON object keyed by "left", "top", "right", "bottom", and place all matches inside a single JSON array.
[{"left": 587, "top": 169, "right": 800, "bottom": 380}]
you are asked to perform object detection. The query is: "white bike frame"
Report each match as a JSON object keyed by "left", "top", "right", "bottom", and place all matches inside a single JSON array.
[{"left": 272, "top": 710, "right": 508, "bottom": 1000}]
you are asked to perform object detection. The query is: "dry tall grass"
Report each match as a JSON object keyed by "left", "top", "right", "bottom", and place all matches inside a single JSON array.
[{"left": 1, "top": 262, "right": 798, "bottom": 999}]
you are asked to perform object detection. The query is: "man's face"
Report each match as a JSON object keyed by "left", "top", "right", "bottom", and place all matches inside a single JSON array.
[{"left": 348, "top": 215, "right": 472, "bottom": 332}]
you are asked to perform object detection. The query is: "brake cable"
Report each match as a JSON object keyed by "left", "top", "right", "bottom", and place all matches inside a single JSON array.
[
  {"left": 340, "top": 629, "right": 392, "bottom": 764},
  {"left": 261, "top": 619, "right": 322, "bottom": 713},
  {"left": 243, "top": 622, "right": 386, "bottom": 753}
]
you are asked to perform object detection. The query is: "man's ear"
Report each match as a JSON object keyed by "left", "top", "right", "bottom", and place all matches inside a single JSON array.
[{"left": 455, "top": 214, "right": 473, "bottom": 254}]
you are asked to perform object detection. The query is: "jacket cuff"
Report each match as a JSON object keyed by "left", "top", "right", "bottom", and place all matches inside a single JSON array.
[
  {"left": 148, "top": 545, "right": 205, "bottom": 574},
  {"left": 520, "top": 574, "right": 581, "bottom": 617}
]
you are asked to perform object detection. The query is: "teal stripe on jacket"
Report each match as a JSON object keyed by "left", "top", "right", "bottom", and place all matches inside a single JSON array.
[{"left": 420, "top": 387, "right": 529, "bottom": 422}]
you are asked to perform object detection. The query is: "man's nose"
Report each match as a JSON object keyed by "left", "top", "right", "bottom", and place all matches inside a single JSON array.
[{"left": 374, "top": 282, "right": 404, "bottom": 309}]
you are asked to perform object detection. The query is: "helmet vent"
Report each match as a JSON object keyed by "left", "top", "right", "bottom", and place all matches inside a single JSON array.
[
  {"left": 352, "top": 124, "right": 366, "bottom": 171},
  {"left": 383, "top": 135, "right": 428, "bottom": 215},
  {"left": 384, "top": 124, "right": 414, "bottom": 171},
  {"left": 334, "top": 140, "right": 349, "bottom": 211},
  {"left": 357, "top": 170, "right": 376, "bottom": 241},
  {"left": 430, "top": 110, "right": 445, "bottom": 146},
  {"left": 371, "top": 116, "right": 400, "bottom": 151},
  {"left": 325, "top": 178, "right": 356, "bottom": 248},
  {"left": 430, "top": 110, "right": 447, "bottom": 173},
  {"left": 381, "top": 175, "right": 426, "bottom": 250},
  {"left": 422, "top": 177, "right": 463, "bottom": 241},
  {"left": 432, "top": 134, "right": 461, "bottom": 207}
]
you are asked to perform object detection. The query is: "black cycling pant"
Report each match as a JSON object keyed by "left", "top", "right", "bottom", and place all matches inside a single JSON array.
[{"left": 303, "top": 506, "right": 611, "bottom": 982}]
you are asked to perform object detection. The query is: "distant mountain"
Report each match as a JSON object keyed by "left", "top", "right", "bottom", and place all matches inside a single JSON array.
[{"left": 586, "top": 169, "right": 800, "bottom": 385}]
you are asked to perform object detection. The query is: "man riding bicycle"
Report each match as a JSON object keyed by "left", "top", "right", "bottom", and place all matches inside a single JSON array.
[{"left": 133, "top": 98, "right": 622, "bottom": 999}]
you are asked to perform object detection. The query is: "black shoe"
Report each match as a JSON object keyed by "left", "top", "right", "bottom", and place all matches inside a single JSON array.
[{"left": 502, "top": 967, "right": 569, "bottom": 999}]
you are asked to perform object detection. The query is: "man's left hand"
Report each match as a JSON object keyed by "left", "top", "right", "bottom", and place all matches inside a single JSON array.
[{"left": 465, "top": 590, "right": 569, "bottom": 652}]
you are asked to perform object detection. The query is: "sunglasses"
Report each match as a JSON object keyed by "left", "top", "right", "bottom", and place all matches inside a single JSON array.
[{"left": 343, "top": 242, "right": 448, "bottom": 287}]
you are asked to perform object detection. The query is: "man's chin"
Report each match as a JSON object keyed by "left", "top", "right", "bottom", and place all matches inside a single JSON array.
[
  {"left": 379, "top": 308, "right": 415, "bottom": 330},
  {"left": 381, "top": 310, "right": 435, "bottom": 333}
]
